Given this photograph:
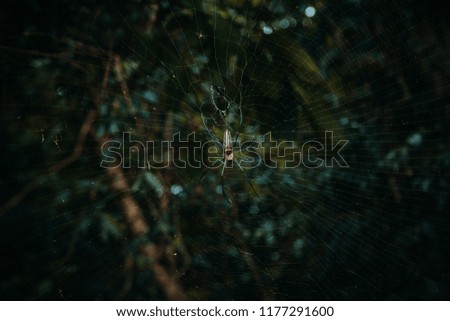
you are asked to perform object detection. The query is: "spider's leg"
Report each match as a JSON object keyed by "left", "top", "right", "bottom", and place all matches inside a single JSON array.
[
  {"left": 237, "top": 103, "right": 243, "bottom": 128},
  {"left": 195, "top": 169, "right": 208, "bottom": 183},
  {"left": 221, "top": 172, "right": 232, "bottom": 205},
  {"left": 235, "top": 159, "right": 261, "bottom": 201},
  {"left": 211, "top": 159, "right": 223, "bottom": 166},
  {"left": 220, "top": 160, "right": 232, "bottom": 204},
  {"left": 234, "top": 131, "right": 240, "bottom": 147},
  {"left": 196, "top": 158, "right": 223, "bottom": 184},
  {"left": 210, "top": 85, "right": 222, "bottom": 113},
  {"left": 221, "top": 158, "right": 227, "bottom": 177},
  {"left": 200, "top": 103, "right": 217, "bottom": 139}
]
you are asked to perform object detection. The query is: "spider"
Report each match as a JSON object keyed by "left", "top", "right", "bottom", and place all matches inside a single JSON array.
[{"left": 200, "top": 85, "right": 259, "bottom": 203}]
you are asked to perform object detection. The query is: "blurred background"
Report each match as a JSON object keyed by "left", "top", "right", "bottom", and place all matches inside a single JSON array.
[{"left": 0, "top": 0, "right": 449, "bottom": 300}]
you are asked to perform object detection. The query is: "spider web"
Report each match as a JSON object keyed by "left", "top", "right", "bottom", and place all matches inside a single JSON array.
[{"left": 0, "top": 0, "right": 449, "bottom": 300}]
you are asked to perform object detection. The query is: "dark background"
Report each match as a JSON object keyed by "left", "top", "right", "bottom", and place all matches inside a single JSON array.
[{"left": 0, "top": 0, "right": 449, "bottom": 300}]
